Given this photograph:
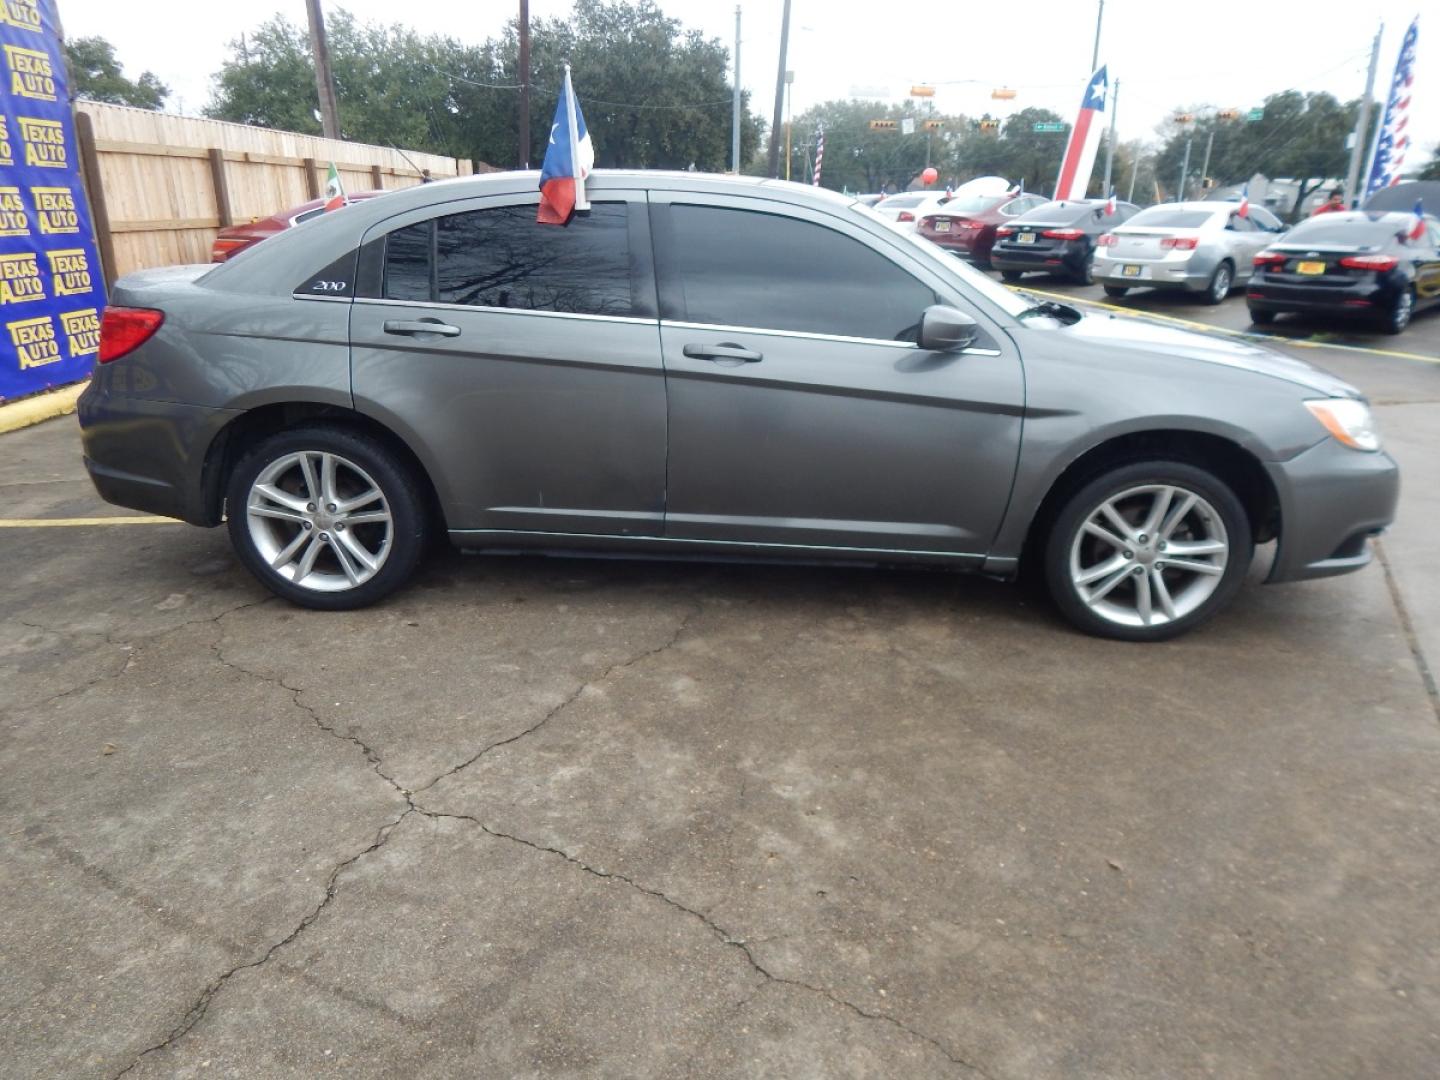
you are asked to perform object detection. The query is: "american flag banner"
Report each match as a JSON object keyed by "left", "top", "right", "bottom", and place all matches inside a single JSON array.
[
  {"left": 1364, "top": 17, "right": 1419, "bottom": 199},
  {"left": 813, "top": 128, "right": 825, "bottom": 186}
]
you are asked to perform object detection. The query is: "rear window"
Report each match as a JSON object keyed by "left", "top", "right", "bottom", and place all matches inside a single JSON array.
[
  {"left": 880, "top": 195, "right": 923, "bottom": 208},
  {"left": 1283, "top": 215, "right": 1406, "bottom": 247},
  {"left": 1016, "top": 201, "right": 1094, "bottom": 224},
  {"left": 936, "top": 194, "right": 998, "bottom": 215},
  {"left": 1125, "top": 208, "right": 1218, "bottom": 229}
]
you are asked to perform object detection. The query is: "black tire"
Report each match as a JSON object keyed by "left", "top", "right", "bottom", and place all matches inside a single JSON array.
[
  {"left": 225, "top": 425, "right": 429, "bottom": 610},
  {"left": 1103, "top": 285, "right": 1129, "bottom": 298},
  {"left": 1000, "top": 270, "right": 1024, "bottom": 283},
  {"left": 1381, "top": 286, "right": 1415, "bottom": 335},
  {"left": 1202, "top": 262, "right": 1233, "bottom": 305},
  {"left": 1043, "top": 461, "right": 1253, "bottom": 642},
  {"left": 1248, "top": 308, "right": 1276, "bottom": 325},
  {"left": 1073, "top": 258, "right": 1095, "bottom": 286}
]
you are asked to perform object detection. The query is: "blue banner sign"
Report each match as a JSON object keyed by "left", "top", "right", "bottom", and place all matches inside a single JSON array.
[{"left": 0, "top": 0, "right": 105, "bottom": 400}]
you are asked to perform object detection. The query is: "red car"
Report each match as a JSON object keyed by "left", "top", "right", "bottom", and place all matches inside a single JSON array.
[
  {"left": 210, "top": 190, "right": 387, "bottom": 262},
  {"left": 916, "top": 191, "right": 1049, "bottom": 266}
]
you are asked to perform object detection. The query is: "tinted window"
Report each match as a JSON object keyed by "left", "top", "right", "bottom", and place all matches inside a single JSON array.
[
  {"left": 1249, "top": 206, "right": 1282, "bottom": 232},
  {"left": 1226, "top": 213, "right": 1256, "bottom": 232},
  {"left": 384, "top": 221, "right": 432, "bottom": 302},
  {"left": 1017, "top": 200, "right": 1094, "bottom": 224},
  {"left": 1126, "top": 208, "right": 1218, "bottom": 228},
  {"left": 383, "top": 203, "right": 633, "bottom": 316},
  {"left": 1283, "top": 215, "right": 1407, "bottom": 246},
  {"left": 666, "top": 205, "right": 937, "bottom": 342},
  {"left": 880, "top": 195, "right": 923, "bottom": 209},
  {"left": 940, "top": 194, "right": 1000, "bottom": 215}
]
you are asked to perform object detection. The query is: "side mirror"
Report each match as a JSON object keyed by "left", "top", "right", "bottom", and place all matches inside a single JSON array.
[{"left": 919, "top": 305, "right": 979, "bottom": 351}]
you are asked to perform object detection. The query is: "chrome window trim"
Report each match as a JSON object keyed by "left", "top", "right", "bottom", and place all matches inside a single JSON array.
[
  {"left": 352, "top": 296, "right": 658, "bottom": 326},
  {"left": 663, "top": 319, "right": 1001, "bottom": 356},
  {"left": 291, "top": 293, "right": 354, "bottom": 303}
]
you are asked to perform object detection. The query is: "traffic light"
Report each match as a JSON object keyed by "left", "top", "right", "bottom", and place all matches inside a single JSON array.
[
  {"left": 1217, "top": 109, "right": 1240, "bottom": 121},
  {"left": 922, "top": 120, "right": 945, "bottom": 132},
  {"left": 868, "top": 120, "right": 898, "bottom": 131},
  {"left": 910, "top": 85, "right": 935, "bottom": 98},
  {"left": 978, "top": 119, "right": 1000, "bottom": 133},
  {"left": 1174, "top": 113, "right": 1195, "bottom": 124}
]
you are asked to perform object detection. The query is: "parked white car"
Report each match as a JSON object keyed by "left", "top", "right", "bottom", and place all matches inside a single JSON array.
[
  {"left": 1092, "top": 201, "right": 1288, "bottom": 304},
  {"left": 872, "top": 191, "right": 953, "bottom": 232}
]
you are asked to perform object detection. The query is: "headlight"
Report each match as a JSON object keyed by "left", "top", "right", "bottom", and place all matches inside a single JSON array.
[{"left": 1305, "top": 398, "right": 1381, "bottom": 452}]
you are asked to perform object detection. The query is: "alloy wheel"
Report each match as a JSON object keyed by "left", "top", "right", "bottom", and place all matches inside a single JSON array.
[
  {"left": 1208, "top": 265, "right": 1232, "bottom": 304},
  {"left": 245, "top": 451, "right": 394, "bottom": 592},
  {"left": 1391, "top": 289, "right": 1413, "bottom": 333},
  {"left": 1068, "top": 483, "right": 1229, "bottom": 629}
]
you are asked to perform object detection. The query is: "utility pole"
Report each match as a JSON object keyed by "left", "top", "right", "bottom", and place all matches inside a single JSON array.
[
  {"left": 518, "top": 0, "right": 531, "bottom": 168},
  {"left": 1126, "top": 157, "right": 1139, "bottom": 202},
  {"left": 1090, "top": 0, "right": 1105, "bottom": 72},
  {"left": 784, "top": 71, "right": 794, "bottom": 181},
  {"left": 731, "top": 6, "right": 742, "bottom": 173},
  {"left": 1177, "top": 134, "right": 1192, "bottom": 202},
  {"left": 766, "top": 0, "right": 791, "bottom": 178},
  {"left": 1198, "top": 128, "right": 1215, "bottom": 194},
  {"left": 1344, "top": 22, "right": 1383, "bottom": 208},
  {"left": 1101, "top": 78, "right": 1119, "bottom": 196},
  {"left": 305, "top": 0, "right": 341, "bottom": 140}
]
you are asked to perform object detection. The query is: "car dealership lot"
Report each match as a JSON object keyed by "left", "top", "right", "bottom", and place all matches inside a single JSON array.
[{"left": 3, "top": 300, "right": 1439, "bottom": 1078}]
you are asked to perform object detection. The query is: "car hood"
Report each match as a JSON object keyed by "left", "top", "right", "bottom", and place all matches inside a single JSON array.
[{"left": 1059, "top": 310, "right": 1360, "bottom": 397}]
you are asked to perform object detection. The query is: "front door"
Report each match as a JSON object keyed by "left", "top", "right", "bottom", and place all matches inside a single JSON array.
[
  {"left": 649, "top": 194, "right": 1025, "bottom": 560},
  {"left": 349, "top": 191, "right": 667, "bottom": 537}
]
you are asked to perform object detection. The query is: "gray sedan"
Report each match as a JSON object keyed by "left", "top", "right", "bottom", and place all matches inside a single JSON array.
[
  {"left": 1093, "top": 200, "right": 1288, "bottom": 304},
  {"left": 78, "top": 172, "right": 1397, "bottom": 641}
]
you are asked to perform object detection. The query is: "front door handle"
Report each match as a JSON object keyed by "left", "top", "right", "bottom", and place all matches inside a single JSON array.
[
  {"left": 682, "top": 342, "right": 762, "bottom": 363},
  {"left": 383, "top": 318, "right": 461, "bottom": 338}
]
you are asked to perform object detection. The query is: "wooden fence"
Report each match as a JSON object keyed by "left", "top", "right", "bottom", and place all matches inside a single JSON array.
[{"left": 74, "top": 102, "right": 480, "bottom": 282}]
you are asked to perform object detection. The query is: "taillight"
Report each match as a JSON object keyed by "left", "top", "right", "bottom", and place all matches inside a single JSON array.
[
  {"left": 958, "top": 220, "right": 982, "bottom": 230},
  {"left": 98, "top": 307, "right": 164, "bottom": 364},
  {"left": 210, "top": 237, "right": 252, "bottom": 262},
  {"left": 1097, "top": 233, "right": 1117, "bottom": 247},
  {"left": 1042, "top": 228, "right": 1084, "bottom": 240},
  {"left": 1253, "top": 252, "right": 1288, "bottom": 268},
  {"left": 996, "top": 226, "right": 1015, "bottom": 237},
  {"left": 1160, "top": 237, "right": 1199, "bottom": 251},
  {"left": 898, "top": 211, "right": 915, "bottom": 223},
  {"left": 1339, "top": 254, "right": 1398, "bottom": 271}
]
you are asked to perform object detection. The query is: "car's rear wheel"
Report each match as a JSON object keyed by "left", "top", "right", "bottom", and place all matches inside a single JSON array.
[
  {"left": 1103, "top": 285, "right": 1129, "bottom": 298},
  {"left": 1248, "top": 308, "right": 1276, "bottom": 325},
  {"left": 1044, "top": 461, "right": 1252, "bottom": 642},
  {"left": 1382, "top": 286, "right": 1414, "bottom": 335},
  {"left": 1073, "top": 255, "right": 1095, "bottom": 286},
  {"left": 1202, "top": 262, "right": 1233, "bottom": 305},
  {"left": 1001, "top": 270, "right": 1024, "bottom": 282},
  {"left": 226, "top": 425, "right": 429, "bottom": 610}
]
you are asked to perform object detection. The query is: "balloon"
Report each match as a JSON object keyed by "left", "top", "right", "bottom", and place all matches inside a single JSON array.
[{"left": 921, "top": 167, "right": 939, "bottom": 186}]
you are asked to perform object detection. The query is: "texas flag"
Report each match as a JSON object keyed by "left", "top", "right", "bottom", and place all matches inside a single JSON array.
[
  {"left": 1237, "top": 183, "right": 1250, "bottom": 219},
  {"left": 323, "top": 162, "right": 348, "bottom": 212},
  {"left": 1053, "top": 66, "right": 1107, "bottom": 202},
  {"left": 537, "top": 65, "right": 595, "bottom": 225},
  {"left": 1105, "top": 189, "right": 1116, "bottom": 215},
  {"left": 1409, "top": 199, "right": 1427, "bottom": 241}
]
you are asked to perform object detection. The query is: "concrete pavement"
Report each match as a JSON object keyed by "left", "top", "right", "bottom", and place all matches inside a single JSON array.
[{"left": 2, "top": 293, "right": 1438, "bottom": 1079}]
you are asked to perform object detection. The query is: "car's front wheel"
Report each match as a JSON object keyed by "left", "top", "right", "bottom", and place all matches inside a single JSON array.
[
  {"left": 226, "top": 425, "right": 429, "bottom": 610},
  {"left": 1044, "top": 461, "right": 1252, "bottom": 641}
]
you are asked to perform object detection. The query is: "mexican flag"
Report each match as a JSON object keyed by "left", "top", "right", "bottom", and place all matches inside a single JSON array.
[{"left": 323, "top": 162, "right": 348, "bottom": 212}]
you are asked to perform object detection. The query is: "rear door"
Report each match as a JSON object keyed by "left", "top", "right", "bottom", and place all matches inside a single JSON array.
[
  {"left": 349, "top": 191, "right": 667, "bottom": 536},
  {"left": 649, "top": 192, "right": 1025, "bottom": 559}
]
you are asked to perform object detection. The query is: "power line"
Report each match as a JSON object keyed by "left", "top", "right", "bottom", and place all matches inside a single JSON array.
[{"left": 437, "top": 68, "right": 734, "bottom": 110}]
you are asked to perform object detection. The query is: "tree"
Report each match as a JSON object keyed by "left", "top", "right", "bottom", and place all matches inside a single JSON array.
[
  {"left": 64, "top": 36, "right": 168, "bottom": 109},
  {"left": 1419, "top": 147, "right": 1440, "bottom": 181},
  {"left": 206, "top": 0, "right": 760, "bottom": 171}
]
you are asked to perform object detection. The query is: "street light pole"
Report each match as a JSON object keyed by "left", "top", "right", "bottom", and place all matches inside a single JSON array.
[
  {"left": 766, "top": 0, "right": 792, "bottom": 178},
  {"left": 784, "top": 71, "right": 794, "bottom": 181},
  {"left": 1198, "top": 128, "right": 1215, "bottom": 194},
  {"left": 518, "top": 0, "right": 531, "bottom": 168},
  {"left": 731, "top": 5, "right": 742, "bottom": 173},
  {"left": 1090, "top": 0, "right": 1104, "bottom": 72},
  {"left": 1177, "top": 134, "right": 1192, "bottom": 202},
  {"left": 1344, "top": 22, "right": 1383, "bottom": 208}
]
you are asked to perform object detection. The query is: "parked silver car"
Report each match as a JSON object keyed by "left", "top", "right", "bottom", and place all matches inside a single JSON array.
[
  {"left": 1093, "top": 201, "right": 1288, "bottom": 304},
  {"left": 79, "top": 172, "right": 1397, "bottom": 641}
]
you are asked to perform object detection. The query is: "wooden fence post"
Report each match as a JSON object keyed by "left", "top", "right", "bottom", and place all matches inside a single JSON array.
[
  {"left": 302, "top": 157, "right": 320, "bottom": 199},
  {"left": 370, "top": 164, "right": 383, "bottom": 190},
  {"left": 207, "top": 148, "right": 233, "bottom": 228},
  {"left": 73, "top": 110, "right": 119, "bottom": 289}
]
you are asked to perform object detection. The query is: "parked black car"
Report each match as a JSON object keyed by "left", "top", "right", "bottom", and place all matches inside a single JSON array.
[
  {"left": 991, "top": 199, "right": 1139, "bottom": 285},
  {"left": 1247, "top": 211, "right": 1440, "bottom": 334}
]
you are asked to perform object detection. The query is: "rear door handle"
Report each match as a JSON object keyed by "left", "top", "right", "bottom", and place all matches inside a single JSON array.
[
  {"left": 383, "top": 318, "right": 461, "bottom": 338},
  {"left": 682, "top": 342, "right": 762, "bottom": 363}
]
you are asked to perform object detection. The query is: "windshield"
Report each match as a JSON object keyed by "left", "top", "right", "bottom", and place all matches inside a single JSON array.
[
  {"left": 852, "top": 202, "right": 1031, "bottom": 318},
  {"left": 1125, "top": 207, "right": 1219, "bottom": 229}
]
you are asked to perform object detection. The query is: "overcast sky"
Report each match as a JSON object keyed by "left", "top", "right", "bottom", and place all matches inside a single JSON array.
[{"left": 60, "top": 0, "right": 1434, "bottom": 167}]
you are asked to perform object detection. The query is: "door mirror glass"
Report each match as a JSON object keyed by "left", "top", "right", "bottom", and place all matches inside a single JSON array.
[{"left": 918, "top": 305, "right": 979, "bottom": 351}]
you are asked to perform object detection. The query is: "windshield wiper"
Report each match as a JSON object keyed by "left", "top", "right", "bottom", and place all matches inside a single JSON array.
[{"left": 1016, "top": 299, "right": 1083, "bottom": 325}]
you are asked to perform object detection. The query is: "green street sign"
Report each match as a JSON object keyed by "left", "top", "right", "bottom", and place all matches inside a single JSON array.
[
  {"left": 1032, "top": 122, "right": 1067, "bottom": 132},
  {"left": 1246, "top": 108, "right": 1264, "bottom": 122}
]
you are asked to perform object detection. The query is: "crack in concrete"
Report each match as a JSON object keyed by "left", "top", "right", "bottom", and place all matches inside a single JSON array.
[
  {"left": 1375, "top": 539, "right": 1440, "bottom": 725},
  {"left": 412, "top": 599, "right": 702, "bottom": 794},
  {"left": 109, "top": 807, "right": 413, "bottom": 1079},
  {"left": 422, "top": 809, "right": 992, "bottom": 1077}
]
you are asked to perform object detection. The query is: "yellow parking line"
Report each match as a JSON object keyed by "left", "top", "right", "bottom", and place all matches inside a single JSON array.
[
  {"left": 0, "top": 516, "right": 183, "bottom": 527},
  {"left": 1012, "top": 285, "right": 1440, "bottom": 366}
]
